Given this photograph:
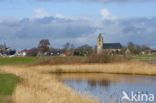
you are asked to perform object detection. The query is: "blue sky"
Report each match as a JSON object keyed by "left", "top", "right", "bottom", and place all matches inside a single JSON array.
[
  {"left": 0, "top": 0, "right": 156, "bottom": 18},
  {"left": 0, "top": 0, "right": 156, "bottom": 49}
]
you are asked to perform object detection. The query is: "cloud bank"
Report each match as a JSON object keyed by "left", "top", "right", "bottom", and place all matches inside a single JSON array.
[{"left": 0, "top": 8, "right": 156, "bottom": 49}]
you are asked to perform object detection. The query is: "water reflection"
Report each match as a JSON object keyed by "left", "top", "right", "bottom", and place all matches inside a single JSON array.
[
  {"left": 60, "top": 74, "right": 156, "bottom": 103},
  {"left": 88, "top": 79, "right": 110, "bottom": 88}
]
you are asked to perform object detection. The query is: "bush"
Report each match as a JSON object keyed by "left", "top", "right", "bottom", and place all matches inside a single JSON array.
[{"left": 86, "top": 51, "right": 129, "bottom": 63}]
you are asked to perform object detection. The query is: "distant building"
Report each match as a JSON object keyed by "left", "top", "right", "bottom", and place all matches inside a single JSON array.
[
  {"left": 151, "top": 50, "right": 156, "bottom": 54},
  {"left": 22, "top": 50, "right": 33, "bottom": 56},
  {"left": 97, "top": 33, "right": 122, "bottom": 54},
  {"left": 0, "top": 43, "right": 16, "bottom": 56}
]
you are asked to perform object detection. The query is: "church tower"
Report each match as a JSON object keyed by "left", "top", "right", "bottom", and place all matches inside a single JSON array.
[{"left": 97, "top": 33, "right": 103, "bottom": 54}]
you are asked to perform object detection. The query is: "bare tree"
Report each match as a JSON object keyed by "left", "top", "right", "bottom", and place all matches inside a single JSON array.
[
  {"left": 128, "top": 42, "right": 135, "bottom": 54},
  {"left": 38, "top": 39, "right": 50, "bottom": 53},
  {"left": 142, "top": 45, "right": 151, "bottom": 51},
  {"left": 63, "top": 42, "right": 70, "bottom": 51}
]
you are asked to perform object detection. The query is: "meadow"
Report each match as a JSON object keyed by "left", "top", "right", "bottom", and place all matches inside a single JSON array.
[
  {"left": 0, "top": 57, "right": 38, "bottom": 65},
  {"left": 0, "top": 74, "right": 19, "bottom": 103},
  {"left": 132, "top": 54, "right": 156, "bottom": 61}
]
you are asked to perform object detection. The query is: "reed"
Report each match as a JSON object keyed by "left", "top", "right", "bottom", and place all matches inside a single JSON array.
[
  {"left": 33, "top": 61, "right": 156, "bottom": 76},
  {"left": 0, "top": 66, "right": 97, "bottom": 103},
  {"left": 0, "top": 61, "right": 155, "bottom": 103},
  {"left": 34, "top": 54, "right": 130, "bottom": 65}
]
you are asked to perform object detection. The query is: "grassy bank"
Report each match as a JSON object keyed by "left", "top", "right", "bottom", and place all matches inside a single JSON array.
[
  {"left": 0, "top": 74, "right": 19, "bottom": 103},
  {"left": 0, "top": 57, "right": 38, "bottom": 65}
]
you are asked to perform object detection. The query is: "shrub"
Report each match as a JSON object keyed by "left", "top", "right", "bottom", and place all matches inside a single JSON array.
[{"left": 86, "top": 51, "right": 129, "bottom": 63}]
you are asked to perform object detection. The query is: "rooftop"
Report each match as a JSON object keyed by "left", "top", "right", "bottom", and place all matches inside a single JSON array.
[{"left": 103, "top": 43, "right": 122, "bottom": 49}]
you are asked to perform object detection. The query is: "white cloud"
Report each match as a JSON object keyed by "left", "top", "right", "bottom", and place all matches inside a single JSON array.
[
  {"left": 55, "top": 13, "right": 66, "bottom": 19},
  {"left": 0, "top": 9, "right": 156, "bottom": 49},
  {"left": 100, "top": 9, "right": 118, "bottom": 20},
  {"left": 33, "top": 8, "right": 50, "bottom": 19}
]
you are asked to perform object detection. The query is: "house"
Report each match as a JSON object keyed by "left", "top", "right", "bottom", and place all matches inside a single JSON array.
[
  {"left": 151, "top": 50, "right": 156, "bottom": 54},
  {"left": 22, "top": 50, "right": 33, "bottom": 56},
  {"left": 0, "top": 43, "right": 16, "bottom": 57},
  {"left": 97, "top": 33, "right": 122, "bottom": 54}
]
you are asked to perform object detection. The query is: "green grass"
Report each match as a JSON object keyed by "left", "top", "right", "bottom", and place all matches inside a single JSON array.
[
  {"left": 132, "top": 54, "right": 156, "bottom": 61},
  {"left": 0, "top": 74, "right": 19, "bottom": 103},
  {"left": 0, "top": 57, "right": 38, "bottom": 65}
]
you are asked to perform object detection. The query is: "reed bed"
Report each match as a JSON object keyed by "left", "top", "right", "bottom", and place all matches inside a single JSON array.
[
  {"left": 32, "top": 61, "right": 156, "bottom": 76},
  {"left": 34, "top": 54, "right": 130, "bottom": 65},
  {"left": 0, "top": 66, "right": 97, "bottom": 103},
  {"left": 0, "top": 61, "right": 156, "bottom": 103}
]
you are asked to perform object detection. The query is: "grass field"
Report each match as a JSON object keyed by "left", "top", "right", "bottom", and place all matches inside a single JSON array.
[
  {"left": 0, "top": 54, "right": 155, "bottom": 66},
  {"left": 0, "top": 57, "right": 38, "bottom": 65},
  {"left": 132, "top": 54, "right": 156, "bottom": 61},
  {"left": 0, "top": 74, "right": 19, "bottom": 103}
]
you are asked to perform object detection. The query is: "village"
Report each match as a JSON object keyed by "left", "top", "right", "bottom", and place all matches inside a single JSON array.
[
  {"left": 1, "top": 0, "right": 156, "bottom": 103},
  {"left": 0, "top": 34, "right": 156, "bottom": 58}
]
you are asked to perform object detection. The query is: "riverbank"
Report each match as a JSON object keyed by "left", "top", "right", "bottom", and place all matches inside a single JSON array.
[{"left": 0, "top": 61, "right": 156, "bottom": 103}]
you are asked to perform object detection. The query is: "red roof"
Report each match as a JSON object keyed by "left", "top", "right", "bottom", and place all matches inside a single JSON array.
[{"left": 23, "top": 50, "right": 32, "bottom": 53}]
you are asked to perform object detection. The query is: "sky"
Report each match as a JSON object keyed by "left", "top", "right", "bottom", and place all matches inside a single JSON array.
[{"left": 0, "top": 0, "right": 156, "bottom": 50}]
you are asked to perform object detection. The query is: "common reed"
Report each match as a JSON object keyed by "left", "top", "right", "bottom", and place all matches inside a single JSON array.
[
  {"left": 34, "top": 54, "right": 130, "bottom": 65},
  {"left": 0, "top": 66, "right": 97, "bottom": 103},
  {"left": 0, "top": 61, "right": 155, "bottom": 103}
]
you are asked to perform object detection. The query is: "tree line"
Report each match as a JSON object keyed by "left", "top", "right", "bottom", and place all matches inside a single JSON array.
[{"left": 26, "top": 39, "right": 151, "bottom": 56}]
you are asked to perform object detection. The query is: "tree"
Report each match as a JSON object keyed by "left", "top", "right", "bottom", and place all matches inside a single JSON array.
[
  {"left": 142, "top": 45, "right": 151, "bottom": 51},
  {"left": 121, "top": 46, "right": 127, "bottom": 55},
  {"left": 70, "top": 44, "right": 75, "bottom": 56},
  {"left": 70, "top": 44, "right": 75, "bottom": 51},
  {"left": 128, "top": 42, "right": 135, "bottom": 54},
  {"left": 63, "top": 42, "right": 70, "bottom": 51},
  {"left": 134, "top": 45, "right": 142, "bottom": 54},
  {"left": 38, "top": 39, "right": 50, "bottom": 53},
  {"left": 74, "top": 44, "right": 93, "bottom": 56},
  {"left": 30, "top": 48, "right": 39, "bottom": 56}
]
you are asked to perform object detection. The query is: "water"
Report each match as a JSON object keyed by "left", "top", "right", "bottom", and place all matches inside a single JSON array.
[
  {"left": 145, "top": 61, "right": 156, "bottom": 64},
  {"left": 60, "top": 74, "right": 156, "bottom": 103}
]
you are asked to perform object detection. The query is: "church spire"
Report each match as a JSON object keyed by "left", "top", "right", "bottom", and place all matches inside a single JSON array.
[
  {"left": 97, "top": 33, "right": 103, "bottom": 54},
  {"left": 98, "top": 33, "right": 102, "bottom": 38}
]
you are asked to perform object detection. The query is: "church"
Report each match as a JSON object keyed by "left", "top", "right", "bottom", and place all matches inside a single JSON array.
[{"left": 97, "top": 33, "right": 122, "bottom": 54}]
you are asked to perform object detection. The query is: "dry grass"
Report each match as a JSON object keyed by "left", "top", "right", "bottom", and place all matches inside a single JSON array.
[
  {"left": 34, "top": 56, "right": 86, "bottom": 65},
  {"left": 0, "top": 61, "right": 156, "bottom": 103},
  {"left": 34, "top": 55, "right": 130, "bottom": 65},
  {"left": 33, "top": 61, "right": 156, "bottom": 76},
  {"left": 0, "top": 96, "right": 12, "bottom": 103},
  {"left": 0, "top": 66, "right": 97, "bottom": 103}
]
